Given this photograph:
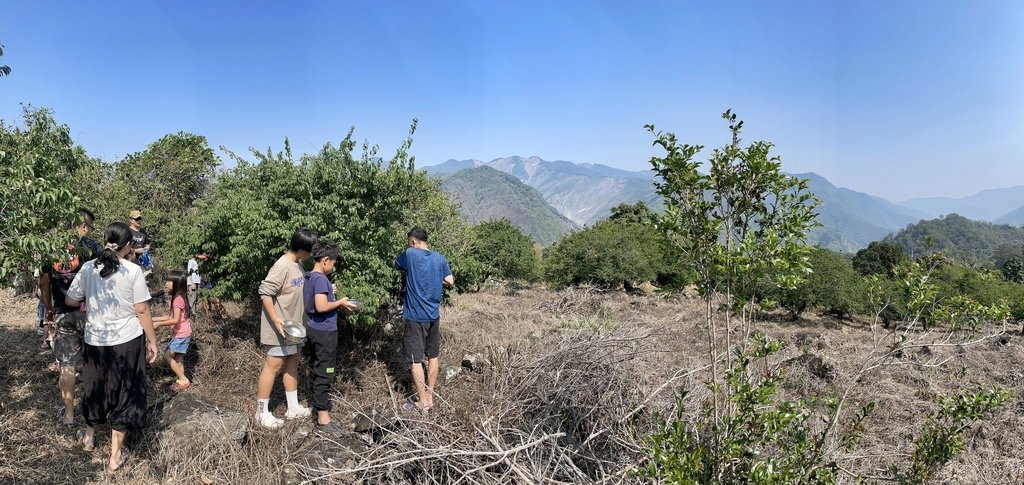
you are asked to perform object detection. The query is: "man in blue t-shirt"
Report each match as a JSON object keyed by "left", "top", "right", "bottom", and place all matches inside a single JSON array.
[
  {"left": 303, "top": 241, "right": 356, "bottom": 436},
  {"left": 393, "top": 227, "right": 454, "bottom": 414}
]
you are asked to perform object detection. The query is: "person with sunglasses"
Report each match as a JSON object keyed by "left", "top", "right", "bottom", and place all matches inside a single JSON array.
[{"left": 127, "top": 210, "right": 152, "bottom": 269}]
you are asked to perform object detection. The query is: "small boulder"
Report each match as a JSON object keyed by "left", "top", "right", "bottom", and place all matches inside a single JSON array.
[
  {"left": 157, "top": 392, "right": 247, "bottom": 459},
  {"left": 682, "top": 285, "right": 700, "bottom": 299},
  {"left": 462, "top": 352, "right": 489, "bottom": 372},
  {"left": 440, "top": 364, "right": 462, "bottom": 385}
]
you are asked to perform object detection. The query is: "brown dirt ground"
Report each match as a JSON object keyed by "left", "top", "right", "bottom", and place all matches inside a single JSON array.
[{"left": 1, "top": 286, "right": 1022, "bottom": 484}]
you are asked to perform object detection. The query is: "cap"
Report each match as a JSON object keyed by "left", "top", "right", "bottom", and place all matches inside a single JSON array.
[{"left": 129, "top": 210, "right": 142, "bottom": 219}]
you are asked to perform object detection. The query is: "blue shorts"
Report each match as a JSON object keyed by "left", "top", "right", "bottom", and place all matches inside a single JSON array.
[
  {"left": 167, "top": 337, "right": 191, "bottom": 354},
  {"left": 37, "top": 302, "right": 45, "bottom": 321}
]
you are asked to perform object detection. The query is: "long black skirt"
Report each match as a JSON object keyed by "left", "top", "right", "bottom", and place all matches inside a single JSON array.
[{"left": 81, "top": 334, "right": 147, "bottom": 431}]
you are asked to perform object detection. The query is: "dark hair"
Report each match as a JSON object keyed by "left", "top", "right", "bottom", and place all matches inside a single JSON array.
[
  {"left": 289, "top": 228, "right": 318, "bottom": 253},
  {"left": 79, "top": 208, "right": 95, "bottom": 227},
  {"left": 97, "top": 222, "right": 133, "bottom": 278},
  {"left": 407, "top": 227, "right": 428, "bottom": 243},
  {"left": 312, "top": 241, "right": 340, "bottom": 263},
  {"left": 165, "top": 270, "right": 189, "bottom": 318}
]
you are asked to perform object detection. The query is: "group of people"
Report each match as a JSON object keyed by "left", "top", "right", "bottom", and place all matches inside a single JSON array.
[
  {"left": 253, "top": 227, "right": 453, "bottom": 434},
  {"left": 36, "top": 211, "right": 453, "bottom": 472}
]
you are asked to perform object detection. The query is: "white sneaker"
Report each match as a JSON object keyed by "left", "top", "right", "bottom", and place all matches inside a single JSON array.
[
  {"left": 256, "top": 412, "right": 283, "bottom": 429},
  {"left": 284, "top": 406, "right": 311, "bottom": 419}
]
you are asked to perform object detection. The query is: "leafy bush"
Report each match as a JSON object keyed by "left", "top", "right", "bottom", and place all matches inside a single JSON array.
[
  {"left": 774, "top": 247, "right": 867, "bottom": 319},
  {"left": 161, "top": 123, "right": 476, "bottom": 321},
  {"left": 0, "top": 107, "right": 89, "bottom": 284},
  {"left": 470, "top": 219, "right": 539, "bottom": 282},
  {"left": 851, "top": 241, "right": 908, "bottom": 276},
  {"left": 542, "top": 219, "right": 666, "bottom": 288}
]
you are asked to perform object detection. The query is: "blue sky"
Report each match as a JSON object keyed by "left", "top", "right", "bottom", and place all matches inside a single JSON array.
[{"left": 2, "top": 1, "right": 1022, "bottom": 200}]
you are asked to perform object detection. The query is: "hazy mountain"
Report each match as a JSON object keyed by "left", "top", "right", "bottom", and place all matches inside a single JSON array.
[
  {"left": 883, "top": 213, "right": 1024, "bottom": 265},
  {"left": 899, "top": 186, "right": 1024, "bottom": 221},
  {"left": 795, "top": 172, "right": 928, "bottom": 252},
  {"left": 427, "top": 156, "right": 660, "bottom": 225},
  {"left": 995, "top": 204, "right": 1024, "bottom": 226},
  {"left": 440, "top": 166, "right": 578, "bottom": 246}
]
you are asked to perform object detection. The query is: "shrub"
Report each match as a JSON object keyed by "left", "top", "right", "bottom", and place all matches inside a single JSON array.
[
  {"left": 542, "top": 219, "right": 665, "bottom": 288},
  {"left": 161, "top": 122, "right": 476, "bottom": 322},
  {"left": 470, "top": 219, "right": 539, "bottom": 282},
  {"left": 851, "top": 241, "right": 908, "bottom": 276},
  {"left": 774, "top": 248, "right": 867, "bottom": 319}
]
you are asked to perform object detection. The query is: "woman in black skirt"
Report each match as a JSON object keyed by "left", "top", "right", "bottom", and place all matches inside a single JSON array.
[{"left": 65, "top": 222, "right": 158, "bottom": 473}]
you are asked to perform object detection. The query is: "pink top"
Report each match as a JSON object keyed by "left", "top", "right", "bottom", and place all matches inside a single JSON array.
[{"left": 170, "top": 295, "right": 193, "bottom": 339}]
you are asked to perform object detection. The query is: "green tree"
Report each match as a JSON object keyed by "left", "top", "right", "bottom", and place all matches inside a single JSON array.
[
  {"left": 775, "top": 247, "right": 867, "bottom": 319},
  {"left": 471, "top": 219, "right": 539, "bottom": 282},
  {"left": 0, "top": 107, "right": 88, "bottom": 283},
  {"left": 608, "top": 201, "right": 658, "bottom": 225},
  {"left": 161, "top": 121, "right": 476, "bottom": 322},
  {"left": 851, "top": 241, "right": 908, "bottom": 276},
  {"left": 543, "top": 219, "right": 665, "bottom": 288}
]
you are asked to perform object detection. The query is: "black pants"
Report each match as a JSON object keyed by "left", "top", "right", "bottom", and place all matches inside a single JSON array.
[
  {"left": 81, "top": 335, "right": 148, "bottom": 431},
  {"left": 307, "top": 327, "right": 338, "bottom": 412}
]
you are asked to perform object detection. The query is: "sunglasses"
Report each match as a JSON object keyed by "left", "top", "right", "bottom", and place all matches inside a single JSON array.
[{"left": 132, "top": 217, "right": 142, "bottom": 221}]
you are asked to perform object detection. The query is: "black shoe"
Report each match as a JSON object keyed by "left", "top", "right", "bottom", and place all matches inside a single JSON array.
[{"left": 314, "top": 421, "right": 346, "bottom": 439}]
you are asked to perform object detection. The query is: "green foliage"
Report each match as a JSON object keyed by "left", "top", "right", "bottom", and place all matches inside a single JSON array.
[
  {"left": 774, "top": 247, "right": 867, "bottom": 319},
  {"left": 851, "top": 241, "right": 908, "bottom": 277},
  {"left": 608, "top": 201, "right": 659, "bottom": 225},
  {"left": 162, "top": 122, "right": 474, "bottom": 322},
  {"left": 1001, "top": 256, "right": 1024, "bottom": 284},
  {"left": 0, "top": 43, "right": 10, "bottom": 77},
  {"left": 646, "top": 111, "right": 819, "bottom": 312},
  {"left": 930, "top": 263, "right": 1024, "bottom": 321},
  {"left": 0, "top": 107, "right": 88, "bottom": 283},
  {"left": 470, "top": 219, "right": 539, "bottom": 282},
  {"left": 79, "top": 132, "right": 219, "bottom": 247},
  {"left": 892, "top": 387, "right": 1011, "bottom": 484},
  {"left": 542, "top": 219, "right": 666, "bottom": 288},
  {"left": 884, "top": 213, "right": 1024, "bottom": 267},
  {"left": 641, "top": 334, "right": 839, "bottom": 484}
]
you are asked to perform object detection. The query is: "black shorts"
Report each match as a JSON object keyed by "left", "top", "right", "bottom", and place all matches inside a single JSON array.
[{"left": 403, "top": 319, "right": 439, "bottom": 364}]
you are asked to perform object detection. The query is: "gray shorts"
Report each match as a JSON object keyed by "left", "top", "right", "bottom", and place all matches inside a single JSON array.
[
  {"left": 266, "top": 344, "right": 298, "bottom": 357},
  {"left": 53, "top": 312, "right": 85, "bottom": 367}
]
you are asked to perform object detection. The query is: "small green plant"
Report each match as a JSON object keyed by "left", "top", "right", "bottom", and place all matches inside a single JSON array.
[{"left": 892, "top": 387, "right": 1011, "bottom": 484}]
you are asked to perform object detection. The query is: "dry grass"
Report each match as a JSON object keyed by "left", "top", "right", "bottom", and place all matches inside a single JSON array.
[{"left": 1, "top": 285, "right": 1023, "bottom": 484}]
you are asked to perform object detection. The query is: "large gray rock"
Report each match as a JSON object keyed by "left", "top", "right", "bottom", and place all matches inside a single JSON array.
[
  {"left": 461, "top": 352, "right": 489, "bottom": 372},
  {"left": 157, "top": 392, "right": 247, "bottom": 458}
]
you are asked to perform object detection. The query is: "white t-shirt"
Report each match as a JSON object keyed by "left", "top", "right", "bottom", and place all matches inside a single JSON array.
[
  {"left": 66, "top": 258, "right": 151, "bottom": 346},
  {"left": 187, "top": 258, "right": 201, "bottom": 286}
]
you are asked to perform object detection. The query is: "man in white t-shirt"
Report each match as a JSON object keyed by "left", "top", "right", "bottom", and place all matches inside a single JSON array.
[{"left": 186, "top": 252, "right": 206, "bottom": 309}]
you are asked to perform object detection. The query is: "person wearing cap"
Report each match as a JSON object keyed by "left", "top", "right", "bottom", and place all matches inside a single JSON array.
[{"left": 127, "top": 210, "right": 150, "bottom": 262}]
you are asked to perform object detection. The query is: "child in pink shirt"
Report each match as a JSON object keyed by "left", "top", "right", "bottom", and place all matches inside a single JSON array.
[{"left": 154, "top": 270, "right": 192, "bottom": 394}]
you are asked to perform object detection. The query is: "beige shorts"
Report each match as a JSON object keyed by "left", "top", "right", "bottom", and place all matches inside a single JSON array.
[{"left": 266, "top": 344, "right": 298, "bottom": 357}]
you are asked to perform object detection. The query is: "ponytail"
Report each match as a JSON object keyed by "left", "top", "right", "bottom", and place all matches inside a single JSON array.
[{"left": 98, "top": 222, "right": 133, "bottom": 278}]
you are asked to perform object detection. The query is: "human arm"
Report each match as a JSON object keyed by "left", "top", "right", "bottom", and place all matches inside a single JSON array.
[
  {"left": 153, "top": 306, "right": 182, "bottom": 329},
  {"left": 442, "top": 257, "right": 454, "bottom": 287},
  {"left": 444, "top": 275, "right": 455, "bottom": 287},
  {"left": 315, "top": 293, "right": 356, "bottom": 313},
  {"left": 40, "top": 271, "right": 54, "bottom": 320},
  {"left": 64, "top": 271, "right": 84, "bottom": 308},
  {"left": 135, "top": 302, "right": 159, "bottom": 363},
  {"left": 258, "top": 262, "right": 290, "bottom": 336}
]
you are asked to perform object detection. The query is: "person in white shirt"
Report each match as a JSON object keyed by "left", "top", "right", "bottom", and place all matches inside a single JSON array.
[
  {"left": 65, "top": 222, "right": 158, "bottom": 473},
  {"left": 186, "top": 252, "right": 206, "bottom": 309}
]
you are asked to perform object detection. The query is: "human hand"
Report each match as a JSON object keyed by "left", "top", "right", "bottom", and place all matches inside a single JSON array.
[
  {"left": 146, "top": 340, "right": 158, "bottom": 363},
  {"left": 273, "top": 319, "right": 286, "bottom": 337},
  {"left": 45, "top": 309, "right": 54, "bottom": 323}
]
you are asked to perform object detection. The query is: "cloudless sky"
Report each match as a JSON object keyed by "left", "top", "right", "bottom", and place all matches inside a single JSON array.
[{"left": 2, "top": 1, "right": 1022, "bottom": 200}]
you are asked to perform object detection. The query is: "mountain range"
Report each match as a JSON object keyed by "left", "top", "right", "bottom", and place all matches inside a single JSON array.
[{"left": 424, "top": 156, "right": 1024, "bottom": 251}]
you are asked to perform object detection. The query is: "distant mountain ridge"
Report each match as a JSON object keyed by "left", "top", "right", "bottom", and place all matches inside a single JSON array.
[
  {"left": 439, "top": 166, "right": 578, "bottom": 246},
  {"left": 899, "top": 186, "right": 1024, "bottom": 222},
  {"left": 425, "top": 158, "right": 1019, "bottom": 253},
  {"left": 883, "top": 213, "right": 1024, "bottom": 265},
  {"left": 428, "top": 156, "right": 660, "bottom": 225},
  {"left": 795, "top": 172, "right": 929, "bottom": 252}
]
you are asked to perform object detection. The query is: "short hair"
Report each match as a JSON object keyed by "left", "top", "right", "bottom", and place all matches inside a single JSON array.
[
  {"left": 79, "top": 208, "right": 95, "bottom": 226},
  {"left": 312, "top": 240, "right": 340, "bottom": 262},
  {"left": 289, "top": 228, "right": 318, "bottom": 253},
  {"left": 407, "top": 227, "right": 428, "bottom": 243}
]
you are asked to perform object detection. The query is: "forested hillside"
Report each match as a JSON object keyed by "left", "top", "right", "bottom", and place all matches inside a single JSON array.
[{"left": 883, "top": 213, "right": 1024, "bottom": 265}]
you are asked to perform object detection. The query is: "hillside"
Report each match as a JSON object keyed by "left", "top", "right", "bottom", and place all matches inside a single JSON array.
[
  {"left": 882, "top": 213, "right": 1024, "bottom": 265},
  {"left": 795, "top": 172, "right": 927, "bottom": 252},
  {"left": 429, "top": 156, "right": 660, "bottom": 225},
  {"left": 899, "top": 186, "right": 1024, "bottom": 221},
  {"left": 995, "top": 204, "right": 1024, "bottom": 226},
  {"left": 440, "top": 166, "right": 578, "bottom": 245}
]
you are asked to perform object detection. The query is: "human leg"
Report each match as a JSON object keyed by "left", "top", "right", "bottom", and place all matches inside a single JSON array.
[
  {"left": 307, "top": 327, "right": 338, "bottom": 425},
  {"left": 282, "top": 351, "right": 310, "bottom": 418},
  {"left": 108, "top": 428, "right": 127, "bottom": 472},
  {"left": 58, "top": 366, "right": 76, "bottom": 425},
  {"left": 403, "top": 320, "right": 431, "bottom": 411}
]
